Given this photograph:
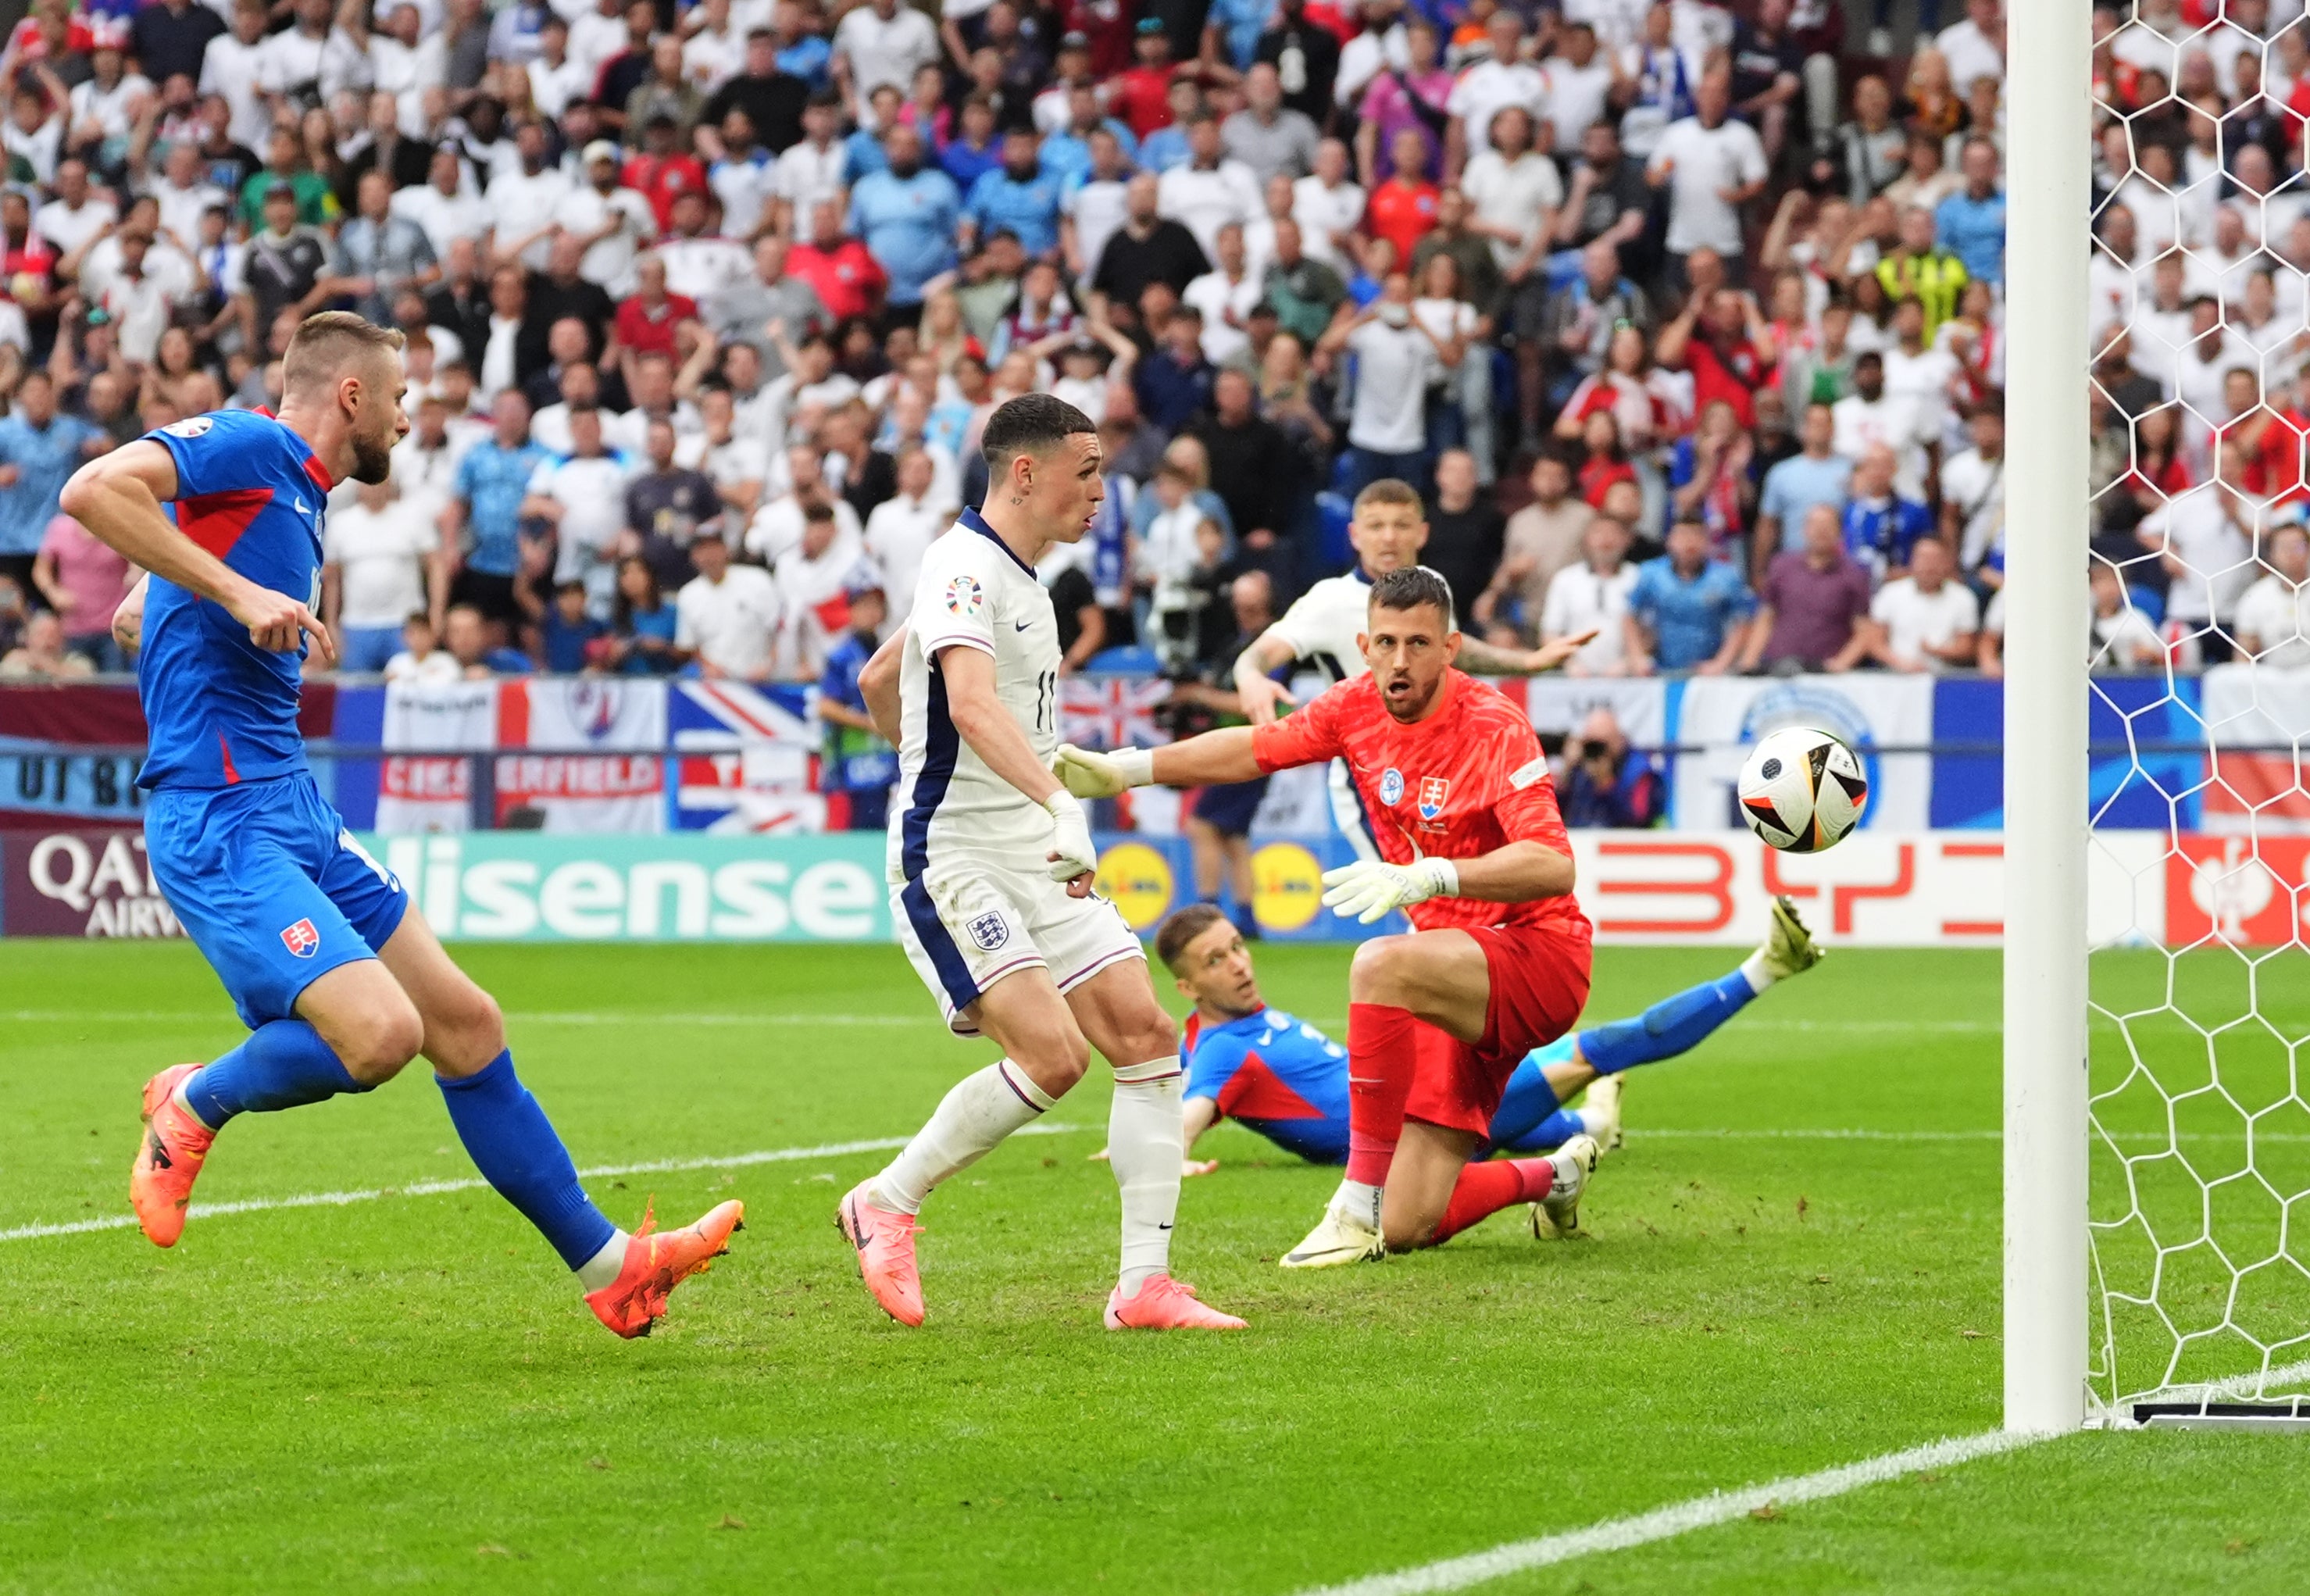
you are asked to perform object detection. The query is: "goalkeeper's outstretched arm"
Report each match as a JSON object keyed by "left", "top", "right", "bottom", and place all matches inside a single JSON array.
[{"left": 1051, "top": 725, "right": 1268, "bottom": 798}]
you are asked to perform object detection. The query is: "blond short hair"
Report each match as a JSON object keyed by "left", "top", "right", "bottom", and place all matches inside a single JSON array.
[
  {"left": 283, "top": 312, "right": 405, "bottom": 398},
  {"left": 1352, "top": 477, "right": 1423, "bottom": 516}
]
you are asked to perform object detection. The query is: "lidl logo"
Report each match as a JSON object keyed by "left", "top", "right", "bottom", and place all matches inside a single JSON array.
[{"left": 1094, "top": 841, "right": 1175, "bottom": 931}]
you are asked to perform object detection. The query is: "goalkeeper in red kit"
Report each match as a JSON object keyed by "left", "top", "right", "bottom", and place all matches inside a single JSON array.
[{"left": 1054, "top": 566, "right": 1601, "bottom": 1266}]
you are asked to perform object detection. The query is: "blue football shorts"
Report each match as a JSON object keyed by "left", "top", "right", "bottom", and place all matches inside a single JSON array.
[{"left": 145, "top": 772, "right": 410, "bottom": 1028}]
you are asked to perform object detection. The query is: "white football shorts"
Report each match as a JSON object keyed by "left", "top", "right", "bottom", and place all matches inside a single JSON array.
[{"left": 892, "top": 853, "right": 1145, "bottom": 1037}]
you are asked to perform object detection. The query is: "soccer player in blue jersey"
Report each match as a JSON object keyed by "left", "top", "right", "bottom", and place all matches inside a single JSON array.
[
  {"left": 66, "top": 312, "right": 742, "bottom": 1338},
  {"left": 1151, "top": 896, "right": 1823, "bottom": 1240}
]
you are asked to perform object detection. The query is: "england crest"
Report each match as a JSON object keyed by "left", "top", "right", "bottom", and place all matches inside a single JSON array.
[
  {"left": 280, "top": 918, "right": 321, "bottom": 958},
  {"left": 1417, "top": 777, "right": 1449, "bottom": 820},
  {"left": 966, "top": 912, "right": 1009, "bottom": 951}
]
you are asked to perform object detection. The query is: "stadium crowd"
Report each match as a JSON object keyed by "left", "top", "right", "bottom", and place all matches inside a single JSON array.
[{"left": 0, "top": 1, "right": 2299, "bottom": 751}]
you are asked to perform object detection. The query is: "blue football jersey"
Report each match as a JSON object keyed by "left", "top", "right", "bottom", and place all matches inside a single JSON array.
[
  {"left": 1181, "top": 1005, "right": 1351, "bottom": 1165},
  {"left": 135, "top": 409, "right": 337, "bottom": 791}
]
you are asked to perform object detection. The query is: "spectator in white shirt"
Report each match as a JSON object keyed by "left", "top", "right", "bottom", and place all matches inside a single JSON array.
[
  {"left": 1446, "top": 10, "right": 1545, "bottom": 175},
  {"left": 1866, "top": 537, "right": 1980, "bottom": 672},
  {"left": 2235, "top": 523, "right": 2310, "bottom": 670},
  {"left": 1541, "top": 512, "right": 1638, "bottom": 674},
  {"left": 551, "top": 139, "right": 658, "bottom": 296},
  {"left": 1646, "top": 67, "right": 1769, "bottom": 280},
  {"left": 771, "top": 499, "right": 866, "bottom": 678},
  {"left": 830, "top": 0, "right": 940, "bottom": 99},
  {"left": 392, "top": 145, "right": 491, "bottom": 266},
  {"left": 325, "top": 477, "right": 444, "bottom": 672},
  {"left": 1158, "top": 113, "right": 1264, "bottom": 260},
  {"left": 200, "top": 0, "right": 275, "bottom": 153},
  {"left": 1460, "top": 106, "right": 1562, "bottom": 277},
  {"left": 862, "top": 445, "right": 953, "bottom": 616},
  {"left": 1832, "top": 351, "right": 1930, "bottom": 501},
  {"left": 35, "top": 159, "right": 116, "bottom": 259},
  {"left": 677, "top": 524, "right": 783, "bottom": 679},
  {"left": 1935, "top": 0, "right": 2004, "bottom": 97},
  {"left": 1182, "top": 223, "right": 1263, "bottom": 366},
  {"left": 485, "top": 120, "right": 573, "bottom": 271},
  {"left": 772, "top": 91, "right": 848, "bottom": 237},
  {"left": 520, "top": 405, "right": 636, "bottom": 616},
  {"left": 1291, "top": 140, "right": 1366, "bottom": 272}
]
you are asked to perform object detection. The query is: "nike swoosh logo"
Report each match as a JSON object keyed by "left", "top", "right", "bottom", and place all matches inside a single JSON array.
[
  {"left": 1014, "top": 620, "right": 1033, "bottom": 631},
  {"left": 1158, "top": 1222, "right": 1174, "bottom": 1230}
]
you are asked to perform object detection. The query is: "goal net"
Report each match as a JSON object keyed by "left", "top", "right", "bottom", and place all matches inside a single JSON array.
[{"left": 2075, "top": 0, "right": 2310, "bottom": 1427}]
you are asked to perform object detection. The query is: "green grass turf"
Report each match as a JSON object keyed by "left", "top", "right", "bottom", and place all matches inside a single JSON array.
[{"left": 0, "top": 939, "right": 2304, "bottom": 1594}]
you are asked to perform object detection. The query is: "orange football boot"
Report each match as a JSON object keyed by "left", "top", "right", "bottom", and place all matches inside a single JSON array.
[
  {"left": 584, "top": 1198, "right": 746, "bottom": 1339},
  {"left": 1104, "top": 1274, "right": 1248, "bottom": 1331},
  {"left": 834, "top": 1180, "right": 926, "bottom": 1326},
  {"left": 131, "top": 1063, "right": 216, "bottom": 1248}
]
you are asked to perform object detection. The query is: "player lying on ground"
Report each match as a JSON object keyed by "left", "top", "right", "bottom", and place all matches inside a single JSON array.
[
  {"left": 70, "top": 313, "right": 740, "bottom": 1340},
  {"left": 1148, "top": 900, "right": 1822, "bottom": 1237},
  {"left": 1228, "top": 477, "right": 1594, "bottom": 859},
  {"left": 836, "top": 394, "right": 1244, "bottom": 1332},
  {"left": 1057, "top": 564, "right": 1600, "bottom": 1266}
]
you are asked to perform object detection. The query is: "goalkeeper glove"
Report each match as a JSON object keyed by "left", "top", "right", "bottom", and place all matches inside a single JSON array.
[
  {"left": 1052, "top": 743, "right": 1154, "bottom": 800},
  {"left": 1044, "top": 791, "right": 1099, "bottom": 884},
  {"left": 1319, "top": 857, "right": 1460, "bottom": 925}
]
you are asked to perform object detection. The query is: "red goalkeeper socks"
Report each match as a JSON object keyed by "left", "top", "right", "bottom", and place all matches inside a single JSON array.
[
  {"left": 1429, "top": 1158, "right": 1555, "bottom": 1246},
  {"left": 1345, "top": 1002, "right": 1419, "bottom": 1187}
]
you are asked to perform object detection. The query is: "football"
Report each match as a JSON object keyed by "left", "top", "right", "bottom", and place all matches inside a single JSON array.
[{"left": 1737, "top": 727, "right": 1868, "bottom": 852}]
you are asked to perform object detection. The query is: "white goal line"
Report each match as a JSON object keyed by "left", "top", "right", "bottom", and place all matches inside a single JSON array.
[
  {"left": 1291, "top": 1429, "right": 2055, "bottom": 1596},
  {"left": 0, "top": 1123, "right": 1091, "bottom": 1244}
]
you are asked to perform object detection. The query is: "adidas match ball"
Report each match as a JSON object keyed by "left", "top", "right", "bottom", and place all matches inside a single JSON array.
[{"left": 1737, "top": 727, "right": 1867, "bottom": 853}]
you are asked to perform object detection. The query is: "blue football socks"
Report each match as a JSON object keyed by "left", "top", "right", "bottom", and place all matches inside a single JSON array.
[
  {"left": 436, "top": 1051, "right": 617, "bottom": 1270},
  {"left": 183, "top": 1019, "right": 370, "bottom": 1129},
  {"left": 1577, "top": 971, "right": 1758, "bottom": 1077}
]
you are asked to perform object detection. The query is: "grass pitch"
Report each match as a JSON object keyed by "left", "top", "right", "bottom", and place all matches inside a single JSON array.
[{"left": 4, "top": 938, "right": 2308, "bottom": 1594}]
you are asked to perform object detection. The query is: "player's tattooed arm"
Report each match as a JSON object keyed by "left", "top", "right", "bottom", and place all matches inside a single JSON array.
[
  {"left": 61, "top": 442, "right": 337, "bottom": 663},
  {"left": 1456, "top": 628, "right": 1600, "bottom": 676},
  {"left": 1230, "top": 630, "right": 1302, "bottom": 725},
  {"left": 859, "top": 626, "right": 907, "bottom": 745},
  {"left": 110, "top": 573, "right": 149, "bottom": 657}
]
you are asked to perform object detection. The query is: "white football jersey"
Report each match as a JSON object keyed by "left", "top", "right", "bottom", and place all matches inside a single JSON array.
[
  {"left": 890, "top": 509, "right": 1062, "bottom": 881},
  {"left": 1265, "top": 569, "right": 1376, "bottom": 684}
]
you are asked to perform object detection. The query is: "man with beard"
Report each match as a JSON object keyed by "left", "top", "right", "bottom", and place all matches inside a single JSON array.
[{"left": 72, "top": 314, "right": 744, "bottom": 1337}]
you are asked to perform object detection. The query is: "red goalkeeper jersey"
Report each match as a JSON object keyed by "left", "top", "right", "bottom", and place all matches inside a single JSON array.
[{"left": 1249, "top": 670, "right": 1589, "bottom": 937}]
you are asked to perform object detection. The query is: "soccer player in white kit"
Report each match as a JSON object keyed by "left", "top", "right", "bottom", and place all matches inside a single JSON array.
[
  {"left": 1230, "top": 479, "right": 1594, "bottom": 855},
  {"left": 836, "top": 395, "right": 1246, "bottom": 1334}
]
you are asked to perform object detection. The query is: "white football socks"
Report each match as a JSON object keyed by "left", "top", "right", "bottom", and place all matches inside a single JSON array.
[
  {"left": 1738, "top": 950, "right": 1774, "bottom": 994},
  {"left": 1332, "top": 1178, "right": 1384, "bottom": 1230},
  {"left": 872, "top": 1060, "right": 1055, "bottom": 1216},
  {"left": 1108, "top": 1057, "right": 1184, "bottom": 1298},
  {"left": 575, "top": 1227, "right": 632, "bottom": 1294}
]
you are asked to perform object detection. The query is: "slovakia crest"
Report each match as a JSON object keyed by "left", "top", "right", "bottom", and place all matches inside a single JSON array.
[
  {"left": 1379, "top": 767, "right": 1405, "bottom": 805},
  {"left": 280, "top": 918, "right": 321, "bottom": 958},
  {"left": 1417, "top": 777, "right": 1449, "bottom": 821},
  {"left": 967, "top": 911, "right": 1009, "bottom": 951}
]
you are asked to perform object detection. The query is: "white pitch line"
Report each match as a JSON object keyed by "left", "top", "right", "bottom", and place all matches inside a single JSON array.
[
  {"left": 1293, "top": 1429, "right": 2052, "bottom": 1596},
  {"left": 0, "top": 1123, "right": 1087, "bottom": 1244}
]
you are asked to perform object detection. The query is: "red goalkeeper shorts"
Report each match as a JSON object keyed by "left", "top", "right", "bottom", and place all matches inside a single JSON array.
[{"left": 1404, "top": 921, "right": 1595, "bottom": 1138}]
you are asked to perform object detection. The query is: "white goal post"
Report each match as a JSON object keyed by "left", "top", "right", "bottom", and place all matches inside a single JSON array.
[{"left": 2003, "top": 0, "right": 2093, "bottom": 1435}]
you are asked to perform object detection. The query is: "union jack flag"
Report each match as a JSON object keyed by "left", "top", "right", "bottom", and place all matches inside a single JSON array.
[{"left": 1060, "top": 677, "right": 1173, "bottom": 750}]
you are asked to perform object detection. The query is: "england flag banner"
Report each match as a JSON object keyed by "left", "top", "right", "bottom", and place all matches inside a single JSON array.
[
  {"left": 1060, "top": 677, "right": 1172, "bottom": 750},
  {"left": 375, "top": 679, "right": 497, "bottom": 834},
  {"left": 669, "top": 679, "right": 827, "bottom": 833},
  {"left": 494, "top": 679, "right": 668, "bottom": 833}
]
